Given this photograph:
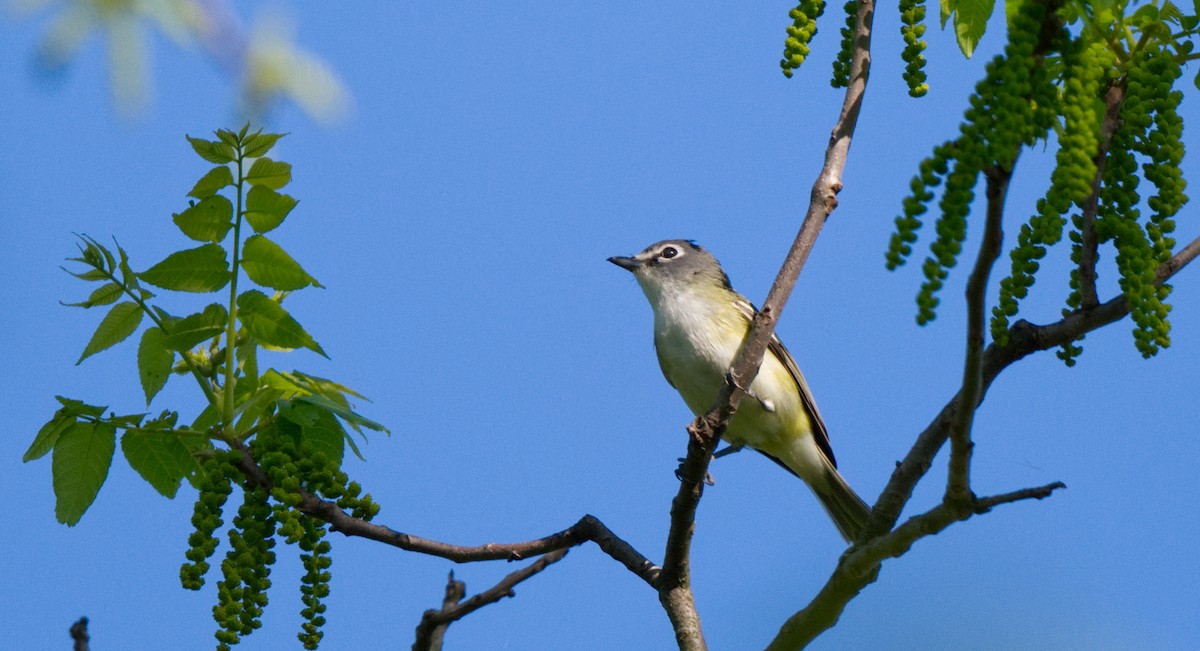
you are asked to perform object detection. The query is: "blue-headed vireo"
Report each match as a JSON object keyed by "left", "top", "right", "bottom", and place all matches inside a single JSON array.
[{"left": 609, "top": 240, "right": 870, "bottom": 543}]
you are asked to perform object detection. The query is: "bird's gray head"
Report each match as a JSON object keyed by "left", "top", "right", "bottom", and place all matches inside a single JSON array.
[{"left": 608, "top": 240, "right": 732, "bottom": 294}]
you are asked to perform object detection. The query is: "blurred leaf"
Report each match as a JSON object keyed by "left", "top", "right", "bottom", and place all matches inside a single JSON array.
[
  {"left": 244, "top": 186, "right": 298, "bottom": 233},
  {"left": 941, "top": 0, "right": 954, "bottom": 28},
  {"left": 52, "top": 421, "right": 116, "bottom": 526},
  {"left": 62, "top": 282, "right": 123, "bottom": 308},
  {"left": 140, "top": 243, "right": 230, "bottom": 292},
  {"left": 77, "top": 302, "right": 143, "bottom": 364},
  {"left": 215, "top": 129, "right": 240, "bottom": 147},
  {"left": 243, "top": 131, "right": 285, "bottom": 158},
  {"left": 294, "top": 394, "right": 387, "bottom": 433},
  {"left": 236, "top": 290, "right": 326, "bottom": 356},
  {"left": 173, "top": 195, "right": 234, "bottom": 243},
  {"left": 121, "top": 429, "right": 199, "bottom": 498},
  {"left": 187, "top": 135, "right": 236, "bottom": 164},
  {"left": 24, "top": 412, "right": 75, "bottom": 462},
  {"left": 953, "top": 0, "right": 994, "bottom": 58},
  {"left": 241, "top": 234, "right": 321, "bottom": 290},
  {"left": 162, "top": 303, "right": 228, "bottom": 351},
  {"left": 245, "top": 157, "right": 292, "bottom": 189},
  {"left": 188, "top": 166, "right": 235, "bottom": 199},
  {"left": 138, "top": 327, "right": 174, "bottom": 404}
]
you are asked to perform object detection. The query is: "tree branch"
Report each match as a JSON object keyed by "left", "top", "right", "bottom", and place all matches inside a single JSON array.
[
  {"left": 656, "top": 1, "right": 877, "bottom": 648},
  {"left": 947, "top": 165, "right": 1011, "bottom": 503},
  {"left": 413, "top": 571, "right": 465, "bottom": 651},
  {"left": 1077, "top": 83, "right": 1127, "bottom": 309},
  {"left": 412, "top": 550, "right": 569, "bottom": 651},
  {"left": 69, "top": 617, "right": 89, "bottom": 651},
  {"left": 226, "top": 442, "right": 661, "bottom": 584}
]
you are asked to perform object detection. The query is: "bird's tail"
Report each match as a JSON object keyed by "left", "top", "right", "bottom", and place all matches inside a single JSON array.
[{"left": 812, "top": 467, "right": 871, "bottom": 543}]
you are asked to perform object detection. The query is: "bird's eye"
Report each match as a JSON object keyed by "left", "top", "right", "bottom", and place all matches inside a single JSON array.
[{"left": 661, "top": 247, "right": 678, "bottom": 259}]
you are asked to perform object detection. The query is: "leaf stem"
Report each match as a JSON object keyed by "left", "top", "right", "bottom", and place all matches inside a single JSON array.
[
  {"left": 223, "top": 146, "right": 245, "bottom": 432},
  {"left": 102, "top": 265, "right": 221, "bottom": 408}
]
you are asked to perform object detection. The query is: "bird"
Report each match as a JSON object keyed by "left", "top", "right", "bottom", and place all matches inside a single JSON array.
[{"left": 609, "top": 239, "right": 870, "bottom": 542}]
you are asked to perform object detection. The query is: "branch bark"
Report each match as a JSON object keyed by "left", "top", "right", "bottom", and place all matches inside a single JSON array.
[
  {"left": 656, "top": 1, "right": 876, "bottom": 648},
  {"left": 412, "top": 550, "right": 569, "bottom": 651},
  {"left": 69, "top": 617, "right": 89, "bottom": 651},
  {"left": 946, "top": 165, "right": 1012, "bottom": 503},
  {"left": 771, "top": 234, "right": 1200, "bottom": 647}
]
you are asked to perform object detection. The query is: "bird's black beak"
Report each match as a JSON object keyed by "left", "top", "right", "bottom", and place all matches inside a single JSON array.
[{"left": 607, "top": 255, "right": 642, "bottom": 272}]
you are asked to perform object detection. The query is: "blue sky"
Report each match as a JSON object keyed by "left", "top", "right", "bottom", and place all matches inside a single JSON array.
[{"left": 3, "top": 2, "right": 1198, "bottom": 650}]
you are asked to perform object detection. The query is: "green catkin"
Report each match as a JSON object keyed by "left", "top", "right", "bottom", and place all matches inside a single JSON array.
[
  {"left": 831, "top": 1, "right": 858, "bottom": 87},
  {"left": 1102, "top": 45, "right": 1187, "bottom": 357},
  {"left": 181, "top": 452, "right": 237, "bottom": 591},
  {"left": 992, "top": 35, "right": 1105, "bottom": 346},
  {"left": 898, "top": 0, "right": 1054, "bottom": 325},
  {"left": 780, "top": 0, "right": 828, "bottom": 78},
  {"left": 899, "top": 0, "right": 929, "bottom": 96}
]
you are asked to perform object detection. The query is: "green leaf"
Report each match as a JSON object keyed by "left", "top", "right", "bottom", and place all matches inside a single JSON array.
[
  {"left": 161, "top": 303, "right": 228, "bottom": 351},
  {"left": 121, "top": 429, "right": 199, "bottom": 498},
  {"left": 138, "top": 328, "right": 174, "bottom": 404},
  {"left": 55, "top": 396, "right": 108, "bottom": 418},
  {"left": 244, "top": 157, "right": 292, "bottom": 189},
  {"left": 188, "top": 166, "right": 235, "bottom": 199},
  {"left": 244, "top": 186, "right": 298, "bottom": 234},
  {"left": 953, "top": 0, "right": 994, "bottom": 58},
  {"left": 279, "top": 401, "right": 345, "bottom": 466},
  {"left": 62, "top": 282, "right": 123, "bottom": 308},
  {"left": 63, "top": 266, "right": 110, "bottom": 282},
  {"left": 243, "top": 131, "right": 285, "bottom": 158},
  {"left": 140, "top": 244, "right": 231, "bottom": 293},
  {"left": 77, "top": 302, "right": 143, "bottom": 364},
  {"left": 187, "top": 135, "right": 236, "bottom": 164},
  {"left": 173, "top": 196, "right": 234, "bottom": 243},
  {"left": 24, "top": 412, "right": 75, "bottom": 462},
  {"left": 116, "top": 242, "right": 140, "bottom": 290},
  {"left": 941, "top": 0, "right": 954, "bottom": 28},
  {"left": 236, "top": 290, "right": 327, "bottom": 356},
  {"left": 52, "top": 421, "right": 116, "bottom": 526},
  {"left": 294, "top": 394, "right": 387, "bottom": 433},
  {"left": 215, "top": 128, "right": 240, "bottom": 147},
  {"left": 241, "top": 234, "right": 322, "bottom": 290}
]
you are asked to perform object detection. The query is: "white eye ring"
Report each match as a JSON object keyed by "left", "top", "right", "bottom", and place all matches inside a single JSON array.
[{"left": 661, "top": 246, "right": 679, "bottom": 259}]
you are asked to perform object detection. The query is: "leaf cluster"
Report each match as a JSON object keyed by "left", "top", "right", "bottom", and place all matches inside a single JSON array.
[{"left": 25, "top": 126, "right": 388, "bottom": 650}]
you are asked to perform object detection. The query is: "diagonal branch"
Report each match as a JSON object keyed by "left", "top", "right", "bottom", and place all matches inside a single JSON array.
[
  {"left": 412, "top": 550, "right": 570, "bottom": 651},
  {"left": 656, "top": 1, "right": 877, "bottom": 648}
]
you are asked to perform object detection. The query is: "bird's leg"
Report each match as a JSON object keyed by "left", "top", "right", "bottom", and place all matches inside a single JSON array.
[{"left": 713, "top": 444, "right": 745, "bottom": 459}]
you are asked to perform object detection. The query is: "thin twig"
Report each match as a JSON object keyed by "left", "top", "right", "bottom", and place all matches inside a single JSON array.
[
  {"left": 413, "top": 571, "right": 465, "bottom": 651},
  {"left": 1077, "top": 83, "right": 1127, "bottom": 308},
  {"left": 656, "top": 2, "right": 877, "bottom": 648},
  {"left": 412, "top": 550, "right": 569, "bottom": 651},
  {"left": 70, "top": 617, "right": 89, "bottom": 651},
  {"left": 947, "top": 165, "right": 1012, "bottom": 502}
]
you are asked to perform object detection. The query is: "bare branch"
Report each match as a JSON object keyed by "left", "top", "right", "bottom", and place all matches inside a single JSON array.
[
  {"left": 947, "top": 165, "right": 1012, "bottom": 502},
  {"left": 657, "top": 1, "right": 877, "bottom": 648},
  {"left": 226, "top": 443, "right": 661, "bottom": 586},
  {"left": 413, "top": 550, "right": 569, "bottom": 651},
  {"left": 70, "top": 617, "right": 89, "bottom": 651},
  {"left": 1077, "top": 83, "right": 1127, "bottom": 309},
  {"left": 413, "top": 571, "right": 465, "bottom": 651}
]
